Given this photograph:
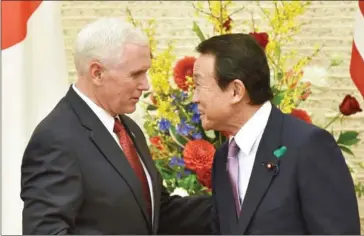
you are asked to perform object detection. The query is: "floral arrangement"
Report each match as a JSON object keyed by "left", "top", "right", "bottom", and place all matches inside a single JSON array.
[{"left": 126, "top": 0, "right": 363, "bottom": 196}]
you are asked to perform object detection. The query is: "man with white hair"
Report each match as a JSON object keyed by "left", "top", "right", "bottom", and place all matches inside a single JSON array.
[{"left": 20, "top": 18, "right": 212, "bottom": 235}]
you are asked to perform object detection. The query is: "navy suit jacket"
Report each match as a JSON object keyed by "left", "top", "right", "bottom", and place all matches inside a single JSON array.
[{"left": 211, "top": 104, "right": 360, "bottom": 235}]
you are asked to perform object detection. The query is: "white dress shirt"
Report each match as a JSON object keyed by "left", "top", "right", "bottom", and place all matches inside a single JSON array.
[
  {"left": 72, "top": 84, "right": 155, "bottom": 222},
  {"left": 231, "top": 101, "right": 272, "bottom": 206}
]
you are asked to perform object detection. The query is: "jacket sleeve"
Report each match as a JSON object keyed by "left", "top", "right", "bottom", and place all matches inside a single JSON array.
[
  {"left": 298, "top": 128, "right": 360, "bottom": 234},
  {"left": 21, "top": 129, "right": 84, "bottom": 234},
  {"left": 157, "top": 184, "right": 213, "bottom": 235}
]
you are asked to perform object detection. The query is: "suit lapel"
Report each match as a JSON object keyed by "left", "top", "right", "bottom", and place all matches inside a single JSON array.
[
  {"left": 65, "top": 87, "right": 152, "bottom": 227},
  {"left": 237, "top": 105, "right": 284, "bottom": 234},
  {"left": 120, "top": 115, "right": 160, "bottom": 230}
]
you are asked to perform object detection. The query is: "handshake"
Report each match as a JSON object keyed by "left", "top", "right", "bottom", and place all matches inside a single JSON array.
[{"left": 20, "top": 17, "right": 360, "bottom": 235}]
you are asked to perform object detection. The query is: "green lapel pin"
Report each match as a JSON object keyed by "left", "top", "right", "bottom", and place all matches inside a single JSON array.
[{"left": 273, "top": 146, "right": 287, "bottom": 159}]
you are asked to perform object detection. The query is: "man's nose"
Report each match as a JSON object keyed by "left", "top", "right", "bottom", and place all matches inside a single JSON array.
[{"left": 140, "top": 74, "right": 150, "bottom": 91}]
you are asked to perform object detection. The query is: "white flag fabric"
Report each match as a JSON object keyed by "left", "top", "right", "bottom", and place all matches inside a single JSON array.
[{"left": 1, "top": 1, "right": 69, "bottom": 234}]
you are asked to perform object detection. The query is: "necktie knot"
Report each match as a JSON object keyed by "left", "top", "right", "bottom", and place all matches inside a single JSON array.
[
  {"left": 228, "top": 138, "right": 240, "bottom": 158},
  {"left": 113, "top": 118, "right": 123, "bottom": 133}
]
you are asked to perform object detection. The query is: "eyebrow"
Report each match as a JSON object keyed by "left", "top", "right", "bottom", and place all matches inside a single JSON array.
[{"left": 130, "top": 68, "right": 148, "bottom": 76}]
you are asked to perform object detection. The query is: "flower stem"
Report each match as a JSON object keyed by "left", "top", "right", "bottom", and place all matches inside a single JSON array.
[{"left": 323, "top": 113, "right": 342, "bottom": 129}]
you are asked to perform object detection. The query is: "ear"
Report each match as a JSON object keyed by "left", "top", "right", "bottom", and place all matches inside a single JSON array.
[
  {"left": 230, "top": 79, "right": 246, "bottom": 104},
  {"left": 89, "top": 61, "right": 103, "bottom": 85}
]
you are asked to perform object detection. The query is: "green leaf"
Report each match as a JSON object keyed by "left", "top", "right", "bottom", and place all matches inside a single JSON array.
[
  {"left": 180, "top": 96, "right": 193, "bottom": 105},
  {"left": 355, "top": 182, "right": 364, "bottom": 198},
  {"left": 358, "top": 162, "right": 364, "bottom": 169},
  {"left": 276, "top": 72, "right": 284, "bottom": 81},
  {"left": 143, "top": 121, "right": 157, "bottom": 136},
  {"left": 205, "top": 130, "right": 216, "bottom": 139},
  {"left": 274, "top": 43, "right": 282, "bottom": 57},
  {"left": 192, "top": 21, "right": 205, "bottom": 42},
  {"left": 169, "top": 125, "right": 189, "bottom": 147},
  {"left": 147, "top": 104, "right": 157, "bottom": 111},
  {"left": 158, "top": 166, "right": 175, "bottom": 180},
  {"left": 271, "top": 92, "right": 285, "bottom": 106},
  {"left": 143, "top": 91, "right": 151, "bottom": 98},
  {"left": 177, "top": 174, "right": 197, "bottom": 191},
  {"left": 338, "top": 144, "right": 354, "bottom": 156},
  {"left": 186, "top": 174, "right": 198, "bottom": 190},
  {"left": 337, "top": 131, "right": 360, "bottom": 146}
]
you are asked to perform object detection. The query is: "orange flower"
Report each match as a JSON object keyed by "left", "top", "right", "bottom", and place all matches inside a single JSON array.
[
  {"left": 173, "top": 56, "right": 196, "bottom": 91},
  {"left": 196, "top": 168, "right": 212, "bottom": 190},
  {"left": 290, "top": 108, "right": 312, "bottom": 123},
  {"left": 150, "top": 136, "right": 163, "bottom": 150},
  {"left": 339, "top": 95, "right": 362, "bottom": 116},
  {"left": 300, "top": 89, "right": 311, "bottom": 101},
  {"left": 183, "top": 139, "right": 215, "bottom": 172},
  {"left": 302, "top": 81, "right": 311, "bottom": 88},
  {"left": 285, "top": 69, "right": 304, "bottom": 89}
]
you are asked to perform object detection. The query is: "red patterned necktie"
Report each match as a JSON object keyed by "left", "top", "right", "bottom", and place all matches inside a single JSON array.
[{"left": 113, "top": 118, "right": 152, "bottom": 218}]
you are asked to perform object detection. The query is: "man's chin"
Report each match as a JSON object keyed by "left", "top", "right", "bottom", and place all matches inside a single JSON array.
[
  {"left": 122, "top": 104, "right": 137, "bottom": 114},
  {"left": 201, "top": 121, "right": 212, "bottom": 131}
]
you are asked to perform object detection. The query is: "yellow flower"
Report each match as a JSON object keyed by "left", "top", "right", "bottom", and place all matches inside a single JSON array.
[
  {"left": 195, "top": 0, "right": 234, "bottom": 34},
  {"left": 156, "top": 98, "right": 180, "bottom": 125},
  {"left": 149, "top": 42, "right": 176, "bottom": 96}
]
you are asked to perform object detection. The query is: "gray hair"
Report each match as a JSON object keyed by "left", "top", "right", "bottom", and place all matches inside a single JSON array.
[{"left": 73, "top": 17, "right": 149, "bottom": 75}]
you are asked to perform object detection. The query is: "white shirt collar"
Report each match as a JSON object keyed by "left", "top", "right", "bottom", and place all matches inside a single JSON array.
[
  {"left": 232, "top": 101, "right": 272, "bottom": 156},
  {"left": 72, "top": 84, "right": 116, "bottom": 133}
]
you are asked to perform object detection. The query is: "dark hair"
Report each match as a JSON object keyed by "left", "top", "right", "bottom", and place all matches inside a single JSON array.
[{"left": 195, "top": 33, "right": 273, "bottom": 105}]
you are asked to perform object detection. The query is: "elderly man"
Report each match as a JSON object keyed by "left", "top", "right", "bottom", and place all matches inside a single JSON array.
[
  {"left": 21, "top": 18, "right": 212, "bottom": 235},
  {"left": 192, "top": 33, "right": 360, "bottom": 235}
]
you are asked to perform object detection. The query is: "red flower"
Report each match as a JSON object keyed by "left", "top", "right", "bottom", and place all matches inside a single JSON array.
[
  {"left": 339, "top": 95, "right": 362, "bottom": 116},
  {"left": 173, "top": 56, "right": 196, "bottom": 91},
  {"left": 150, "top": 136, "right": 163, "bottom": 150},
  {"left": 196, "top": 168, "right": 212, "bottom": 190},
  {"left": 290, "top": 108, "right": 312, "bottom": 123},
  {"left": 223, "top": 16, "right": 232, "bottom": 31},
  {"left": 183, "top": 140, "right": 215, "bottom": 172},
  {"left": 249, "top": 32, "right": 269, "bottom": 50}
]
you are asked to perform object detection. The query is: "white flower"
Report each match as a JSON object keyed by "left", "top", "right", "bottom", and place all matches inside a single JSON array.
[
  {"left": 300, "top": 66, "right": 329, "bottom": 88},
  {"left": 171, "top": 187, "right": 189, "bottom": 197}
]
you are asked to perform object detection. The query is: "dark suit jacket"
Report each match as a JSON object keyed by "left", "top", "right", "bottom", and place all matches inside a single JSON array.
[
  {"left": 21, "top": 86, "right": 212, "bottom": 235},
  {"left": 211, "top": 104, "right": 360, "bottom": 235}
]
